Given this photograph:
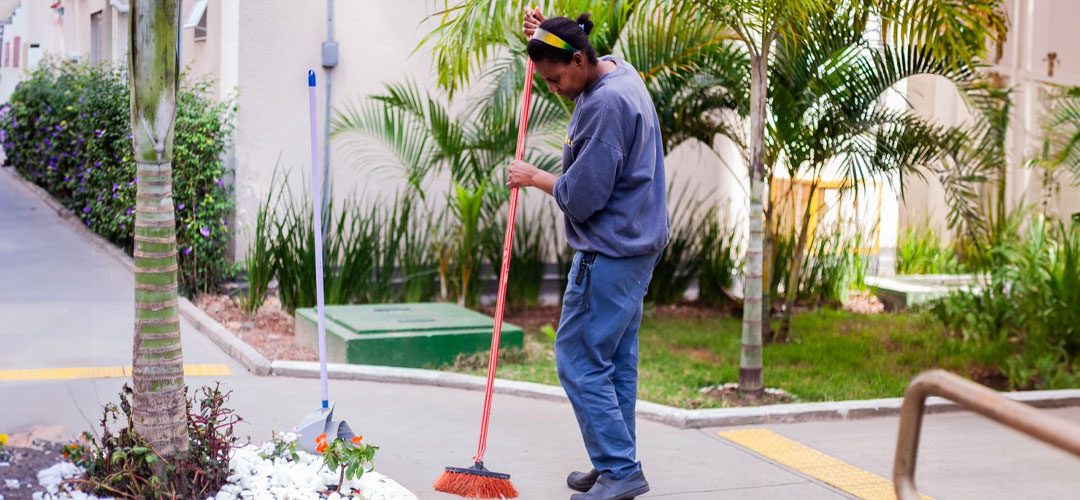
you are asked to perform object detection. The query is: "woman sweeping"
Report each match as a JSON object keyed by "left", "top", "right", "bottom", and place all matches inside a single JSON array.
[{"left": 507, "top": 9, "right": 669, "bottom": 500}]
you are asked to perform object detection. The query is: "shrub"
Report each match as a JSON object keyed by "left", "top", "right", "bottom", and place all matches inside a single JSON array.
[
  {"left": 483, "top": 200, "right": 557, "bottom": 312},
  {"left": 0, "top": 59, "right": 236, "bottom": 294},
  {"left": 771, "top": 219, "right": 866, "bottom": 307},
  {"left": 698, "top": 208, "right": 742, "bottom": 307},
  {"left": 896, "top": 222, "right": 960, "bottom": 274},
  {"left": 927, "top": 218, "right": 1080, "bottom": 389}
]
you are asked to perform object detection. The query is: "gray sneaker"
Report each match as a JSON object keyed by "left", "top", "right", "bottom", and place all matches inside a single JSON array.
[
  {"left": 570, "top": 470, "right": 650, "bottom": 500},
  {"left": 567, "top": 469, "right": 600, "bottom": 492}
]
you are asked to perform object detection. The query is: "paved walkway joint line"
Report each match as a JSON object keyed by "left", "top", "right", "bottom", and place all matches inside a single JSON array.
[
  {"left": 0, "top": 364, "right": 233, "bottom": 381},
  {"left": 718, "top": 428, "right": 930, "bottom": 500}
]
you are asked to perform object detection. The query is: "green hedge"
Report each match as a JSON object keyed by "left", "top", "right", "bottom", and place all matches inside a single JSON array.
[{"left": 0, "top": 60, "right": 236, "bottom": 294}]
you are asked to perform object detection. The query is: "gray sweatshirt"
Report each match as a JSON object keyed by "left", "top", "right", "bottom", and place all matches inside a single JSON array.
[{"left": 553, "top": 55, "right": 669, "bottom": 258}]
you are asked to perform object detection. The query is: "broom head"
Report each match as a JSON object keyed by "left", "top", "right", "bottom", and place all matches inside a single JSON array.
[{"left": 433, "top": 461, "right": 518, "bottom": 498}]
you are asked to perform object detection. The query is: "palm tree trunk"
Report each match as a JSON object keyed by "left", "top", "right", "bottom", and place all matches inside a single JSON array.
[
  {"left": 129, "top": 0, "right": 187, "bottom": 459},
  {"left": 739, "top": 51, "right": 769, "bottom": 396},
  {"left": 761, "top": 204, "right": 773, "bottom": 344}
]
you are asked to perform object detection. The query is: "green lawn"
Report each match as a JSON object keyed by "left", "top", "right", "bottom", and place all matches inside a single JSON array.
[{"left": 450, "top": 309, "right": 1001, "bottom": 409}]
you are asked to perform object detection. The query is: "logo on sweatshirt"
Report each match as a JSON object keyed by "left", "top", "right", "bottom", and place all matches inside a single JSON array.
[{"left": 564, "top": 134, "right": 573, "bottom": 146}]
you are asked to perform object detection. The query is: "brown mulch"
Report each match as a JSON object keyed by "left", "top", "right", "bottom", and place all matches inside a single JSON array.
[
  {"left": 491, "top": 306, "right": 562, "bottom": 334},
  {"left": 195, "top": 294, "right": 317, "bottom": 362}
]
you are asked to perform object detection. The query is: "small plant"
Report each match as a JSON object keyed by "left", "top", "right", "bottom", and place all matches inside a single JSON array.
[
  {"left": 240, "top": 188, "right": 275, "bottom": 314},
  {"left": 314, "top": 433, "right": 378, "bottom": 495},
  {"left": 0, "top": 432, "right": 11, "bottom": 463},
  {"left": 896, "top": 221, "right": 960, "bottom": 274},
  {"left": 58, "top": 384, "right": 242, "bottom": 499},
  {"left": 259, "top": 431, "right": 301, "bottom": 462}
]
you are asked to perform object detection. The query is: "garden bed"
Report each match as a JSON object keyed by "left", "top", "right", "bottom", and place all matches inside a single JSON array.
[{"left": 196, "top": 294, "right": 316, "bottom": 362}]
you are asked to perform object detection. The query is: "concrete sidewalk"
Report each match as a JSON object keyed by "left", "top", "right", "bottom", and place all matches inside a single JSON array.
[
  {"left": 3, "top": 165, "right": 1080, "bottom": 499},
  {"left": 0, "top": 167, "right": 234, "bottom": 370}
]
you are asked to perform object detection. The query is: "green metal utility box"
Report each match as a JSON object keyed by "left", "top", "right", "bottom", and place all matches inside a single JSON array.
[{"left": 294, "top": 303, "right": 524, "bottom": 368}]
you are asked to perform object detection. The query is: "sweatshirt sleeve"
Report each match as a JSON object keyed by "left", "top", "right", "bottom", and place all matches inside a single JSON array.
[
  {"left": 553, "top": 138, "right": 623, "bottom": 223},
  {"left": 553, "top": 96, "right": 626, "bottom": 223}
]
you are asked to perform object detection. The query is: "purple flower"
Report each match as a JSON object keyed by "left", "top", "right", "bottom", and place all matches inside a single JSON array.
[
  {"left": 184, "top": 246, "right": 193, "bottom": 256},
  {"left": 215, "top": 178, "right": 224, "bottom": 188},
  {"left": 199, "top": 227, "right": 211, "bottom": 238},
  {"left": 125, "top": 207, "right": 133, "bottom": 216},
  {"left": 83, "top": 206, "right": 91, "bottom": 214},
  {"left": 84, "top": 220, "right": 90, "bottom": 227},
  {"left": 177, "top": 203, "right": 186, "bottom": 211},
  {"left": 112, "top": 192, "right": 118, "bottom": 199},
  {"left": 93, "top": 161, "right": 101, "bottom": 168},
  {"left": 112, "top": 183, "right": 118, "bottom": 191},
  {"left": 78, "top": 97, "right": 85, "bottom": 104},
  {"left": 94, "top": 129, "right": 104, "bottom": 138}
]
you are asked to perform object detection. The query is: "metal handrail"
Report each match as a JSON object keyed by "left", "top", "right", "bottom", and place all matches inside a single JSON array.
[{"left": 893, "top": 370, "right": 1080, "bottom": 499}]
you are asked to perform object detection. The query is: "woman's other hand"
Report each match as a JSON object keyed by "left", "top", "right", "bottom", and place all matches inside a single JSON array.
[
  {"left": 523, "top": 7, "right": 545, "bottom": 37},
  {"left": 507, "top": 159, "right": 540, "bottom": 189}
]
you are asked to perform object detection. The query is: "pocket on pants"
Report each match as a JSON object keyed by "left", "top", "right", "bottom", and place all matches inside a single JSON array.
[{"left": 562, "top": 252, "right": 596, "bottom": 310}]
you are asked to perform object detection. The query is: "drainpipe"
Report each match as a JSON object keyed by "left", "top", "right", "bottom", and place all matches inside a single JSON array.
[{"left": 321, "top": 0, "right": 337, "bottom": 232}]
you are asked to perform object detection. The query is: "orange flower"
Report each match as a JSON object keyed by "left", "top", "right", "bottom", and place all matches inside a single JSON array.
[
  {"left": 315, "top": 433, "right": 327, "bottom": 444},
  {"left": 351, "top": 435, "right": 363, "bottom": 445},
  {"left": 316, "top": 441, "right": 328, "bottom": 454}
]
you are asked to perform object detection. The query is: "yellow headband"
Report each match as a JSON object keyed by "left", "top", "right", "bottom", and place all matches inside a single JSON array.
[{"left": 532, "top": 28, "right": 577, "bottom": 52}]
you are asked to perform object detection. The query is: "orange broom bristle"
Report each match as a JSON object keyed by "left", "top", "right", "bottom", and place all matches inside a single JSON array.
[{"left": 434, "top": 469, "right": 519, "bottom": 499}]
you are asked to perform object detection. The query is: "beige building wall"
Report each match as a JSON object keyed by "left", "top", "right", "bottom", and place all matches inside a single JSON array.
[
  {"left": 900, "top": 0, "right": 1080, "bottom": 242},
  {"left": 225, "top": 1, "right": 736, "bottom": 260},
  {"left": 179, "top": 0, "right": 220, "bottom": 91}
]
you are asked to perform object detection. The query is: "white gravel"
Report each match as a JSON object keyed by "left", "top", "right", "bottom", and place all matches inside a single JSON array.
[{"left": 30, "top": 438, "right": 416, "bottom": 500}]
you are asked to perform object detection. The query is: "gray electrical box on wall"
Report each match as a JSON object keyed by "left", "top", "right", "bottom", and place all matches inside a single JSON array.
[{"left": 322, "top": 41, "right": 338, "bottom": 68}]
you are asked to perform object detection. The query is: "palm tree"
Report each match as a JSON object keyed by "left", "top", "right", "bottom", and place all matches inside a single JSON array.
[
  {"left": 694, "top": 0, "right": 1005, "bottom": 394},
  {"left": 128, "top": 0, "right": 187, "bottom": 459},
  {"left": 766, "top": 6, "right": 991, "bottom": 340},
  {"left": 1034, "top": 85, "right": 1080, "bottom": 208}
]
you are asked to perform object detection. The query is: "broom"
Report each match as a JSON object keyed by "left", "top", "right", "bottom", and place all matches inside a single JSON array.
[{"left": 433, "top": 59, "right": 535, "bottom": 499}]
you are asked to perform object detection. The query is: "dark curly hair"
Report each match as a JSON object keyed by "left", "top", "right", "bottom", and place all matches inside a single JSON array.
[{"left": 527, "top": 13, "right": 597, "bottom": 65}]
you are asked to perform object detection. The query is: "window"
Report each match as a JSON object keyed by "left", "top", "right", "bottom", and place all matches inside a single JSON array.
[
  {"left": 185, "top": 0, "right": 208, "bottom": 42},
  {"left": 90, "top": 10, "right": 104, "bottom": 64},
  {"left": 195, "top": 6, "right": 207, "bottom": 41},
  {"left": 12, "top": 37, "right": 19, "bottom": 67}
]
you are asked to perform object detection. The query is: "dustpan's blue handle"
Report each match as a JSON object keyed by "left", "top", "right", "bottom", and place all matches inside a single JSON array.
[{"left": 308, "top": 69, "right": 330, "bottom": 410}]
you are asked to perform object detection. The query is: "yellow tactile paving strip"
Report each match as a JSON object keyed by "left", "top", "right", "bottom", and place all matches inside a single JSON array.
[
  {"left": 0, "top": 363, "right": 232, "bottom": 381},
  {"left": 718, "top": 428, "right": 931, "bottom": 500}
]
